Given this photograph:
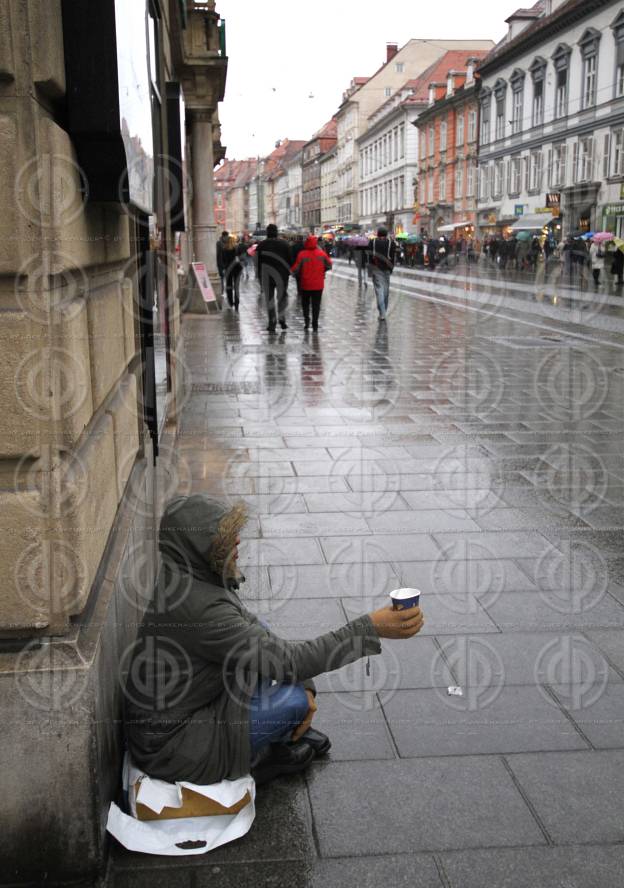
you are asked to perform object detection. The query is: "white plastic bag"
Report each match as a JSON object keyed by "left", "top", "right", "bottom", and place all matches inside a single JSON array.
[{"left": 106, "top": 755, "right": 256, "bottom": 856}]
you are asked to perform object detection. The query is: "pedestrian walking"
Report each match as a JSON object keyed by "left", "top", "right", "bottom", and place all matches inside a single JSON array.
[
  {"left": 216, "top": 230, "right": 229, "bottom": 294},
  {"left": 290, "top": 235, "right": 306, "bottom": 297},
  {"left": 353, "top": 242, "right": 369, "bottom": 289},
  {"left": 368, "top": 227, "right": 396, "bottom": 321},
  {"left": 256, "top": 224, "right": 292, "bottom": 332},
  {"left": 611, "top": 246, "right": 624, "bottom": 288},
  {"left": 290, "top": 235, "right": 332, "bottom": 332},
  {"left": 221, "top": 235, "right": 243, "bottom": 310},
  {"left": 589, "top": 241, "right": 605, "bottom": 286}
]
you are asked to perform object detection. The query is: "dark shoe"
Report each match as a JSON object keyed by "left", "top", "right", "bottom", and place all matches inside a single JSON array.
[
  {"left": 266, "top": 324, "right": 276, "bottom": 333},
  {"left": 251, "top": 740, "right": 315, "bottom": 786},
  {"left": 300, "top": 728, "right": 331, "bottom": 756},
  {"left": 280, "top": 320, "right": 288, "bottom": 330},
  {"left": 312, "top": 325, "right": 319, "bottom": 333}
]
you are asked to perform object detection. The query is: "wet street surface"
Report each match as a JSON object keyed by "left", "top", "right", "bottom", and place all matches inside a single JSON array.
[{"left": 110, "top": 265, "right": 624, "bottom": 887}]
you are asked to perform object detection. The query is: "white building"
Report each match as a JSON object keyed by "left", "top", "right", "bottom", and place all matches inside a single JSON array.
[
  {"left": 477, "top": 0, "right": 624, "bottom": 239},
  {"left": 358, "top": 91, "right": 412, "bottom": 233},
  {"left": 320, "top": 146, "right": 338, "bottom": 229},
  {"left": 274, "top": 151, "right": 303, "bottom": 231}
]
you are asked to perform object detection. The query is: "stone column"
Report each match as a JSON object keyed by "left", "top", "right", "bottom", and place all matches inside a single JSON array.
[{"left": 189, "top": 109, "right": 220, "bottom": 306}]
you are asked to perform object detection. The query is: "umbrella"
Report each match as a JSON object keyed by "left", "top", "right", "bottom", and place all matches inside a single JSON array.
[
  {"left": 515, "top": 230, "right": 532, "bottom": 241},
  {"left": 395, "top": 232, "right": 409, "bottom": 240},
  {"left": 348, "top": 236, "right": 370, "bottom": 247},
  {"left": 580, "top": 231, "right": 595, "bottom": 240},
  {"left": 592, "top": 232, "right": 614, "bottom": 243},
  {"left": 405, "top": 235, "right": 422, "bottom": 244},
  {"left": 247, "top": 244, "right": 257, "bottom": 256},
  {"left": 613, "top": 237, "right": 624, "bottom": 252}
]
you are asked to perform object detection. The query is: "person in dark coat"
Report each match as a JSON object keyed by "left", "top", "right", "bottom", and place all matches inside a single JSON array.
[
  {"left": 368, "top": 227, "right": 396, "bottom": 320},
  {"left": 353, "top": 242, "right": 369, "bottom": 288},
  {"left": 611, "top": 246, "right": 624, "bottom": 287},
  {"left": 221, "top": 234, "right": 243, "bottom": 310},
  {"left": 290, "top": 236, "right": 305, "bottom": 296},
  {"left": 123, "top": 495, "right": 424, "bottom": 786},
  {"left": 216, "top": 230, "right": 229, "bottom": 293},
  {"left": 291, "top": 234, "right": 332, "bottom": 332},
  {"left": 256, "top": 224, "right": 292, "bottom": 332}
]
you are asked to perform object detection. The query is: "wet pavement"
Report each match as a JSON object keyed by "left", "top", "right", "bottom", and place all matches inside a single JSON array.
[{"left": 110, "top": 264, "right": 624, "bottom": 887}]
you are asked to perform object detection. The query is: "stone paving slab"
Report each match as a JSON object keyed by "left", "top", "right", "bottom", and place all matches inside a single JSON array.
[
  {"left": 505, "top": 750, "right": 624, "bottom": 844},
  {"left": 312, "top": 692, "right": 396, "bottom": 761},
  {"left": 306, "top": 758, "right": 546, "bottom": 856},
  {"left": 439, "top": 845, "right": 624, "bottom": 888},
  {"left": 392, "top": 558, "right": 539, "bottom": 594},
  {"left": 550, "top": 682, "right": 624, "bottom": 749},
  {"left": 382, "top": 685, "right": 588, "bottom": 757},
  {"left": 313, "top": 636, "right": 453, "bottom": 694},
  {"left": 267, "top": 561, "right": 399, "bottom": 600}
]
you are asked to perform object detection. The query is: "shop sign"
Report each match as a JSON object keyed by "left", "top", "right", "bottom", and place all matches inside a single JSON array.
[
  {"left": 192, "top": 263, "right": 217, "bottom": 303},
  {"left": 514, "top": 205, "right": 524, "bottom": 216},
  {"left": 546, "top": 193, "right": 561, "bottom": 208},
  {"left": 604, "top": 203, "right": 624, "bottom": 216}
]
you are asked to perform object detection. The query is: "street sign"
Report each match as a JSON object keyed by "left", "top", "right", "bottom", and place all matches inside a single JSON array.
[
  {"left": 191, "top": 262, "right": 217, "bottom": 302},
  {"left": 514, "top": 205, "right": 524, "bottom": 216}
]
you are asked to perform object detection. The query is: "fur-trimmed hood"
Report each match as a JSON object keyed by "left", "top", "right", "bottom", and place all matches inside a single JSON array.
[{"left": 158, "top": 494, "right": 248, "bottom": 586}]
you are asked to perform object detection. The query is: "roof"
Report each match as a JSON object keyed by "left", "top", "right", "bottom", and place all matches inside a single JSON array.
[
  {"left": 263, "top": 139, "right": 307, "bottom": 180},
  {"left": 214, "top": 159, "right": 257, "bottom": 188},
  {"left": 506, "top": 1, "right": 545, "bottom": 21},
  {"left": 402, "top": 48, "right": 490, "bottom": 105},
  {"left": 478, "top": 0, "right": 605, "bottom": 75},
  {"left": 311, "top": 117, "right": 338, "bottom": 141}
]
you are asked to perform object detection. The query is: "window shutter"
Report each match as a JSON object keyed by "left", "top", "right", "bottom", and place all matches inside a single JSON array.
[
  {"left": 561, "top": 144, "right": 568, "bottom": 186},
  {"left": 603, "top": 133, "right": 611, "bottom": 178},
  {"left": 536, "top": 152, "right": 543, "bottom": 190},
  {"left": 547, "top": 149, "right": 553, "bottom": 187},
  {"left": 589, "top": 137, "right": 595, "bottom": 180},
  {"left": 572, "top": 141, "right": 579, "bottom": 181}
]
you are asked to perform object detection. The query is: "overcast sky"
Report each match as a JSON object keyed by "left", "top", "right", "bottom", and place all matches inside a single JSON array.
[{"left": 215, "top": 0, "right": 524, "bottom": 160}]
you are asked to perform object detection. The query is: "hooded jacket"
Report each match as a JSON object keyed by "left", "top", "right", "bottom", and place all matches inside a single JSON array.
[
  {"left": 291, "top": 236, "right": 332, "bottom": 291},
  {"left": 123, "top": 494, "right": 381, "bottom": 785}
]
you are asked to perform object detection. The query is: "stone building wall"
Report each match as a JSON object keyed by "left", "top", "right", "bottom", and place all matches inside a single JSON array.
[{"left": 0, "top": 0, "right": 227, "bottom": 881}]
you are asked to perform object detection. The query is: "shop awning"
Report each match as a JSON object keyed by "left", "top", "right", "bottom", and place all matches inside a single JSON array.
[
  {"left": 511, "top": 213, "right": 555, "bottom": 230},
  {"left": 437, "top": 220, "right": 473, "bottom": 232}
]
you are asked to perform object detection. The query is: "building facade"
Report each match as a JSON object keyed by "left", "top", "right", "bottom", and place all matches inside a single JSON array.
[
  {"left": 302, "top": 119, "right": 337, "bottom": 232},
  {"left": 476, "top": 0, "right": 624, "bottom": 240},
  {"left": 0, "top": 0, "right": 226, "bottom": 881},
  {"left": 415, "top": 56, "right": 487, "bottom": 236},
  {"left": 320, "top": 145, "right": 338, "bottom": 229},
  {"left": 334, "top": 39, "right": 495, "bottom": 228}
]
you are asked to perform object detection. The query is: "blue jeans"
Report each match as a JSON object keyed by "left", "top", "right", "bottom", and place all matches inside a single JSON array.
[
  {"left": 371, "top": 269, "right": 391, "bottom": 317},
  {"left": 249, "top": 680, "right": 309, "bottom": 757}
]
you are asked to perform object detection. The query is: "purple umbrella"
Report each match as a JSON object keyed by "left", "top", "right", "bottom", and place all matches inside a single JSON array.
[
  {"left": 592, "top": 232, "right": 614, "bottom": 243},
  {"left": 348, "top": 236, "right": 370, "bottom": 247}
]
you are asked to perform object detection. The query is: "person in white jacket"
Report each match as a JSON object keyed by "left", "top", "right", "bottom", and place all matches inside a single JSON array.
[{"left": 589, "top": 241, "right": 605, "bottom": 286}]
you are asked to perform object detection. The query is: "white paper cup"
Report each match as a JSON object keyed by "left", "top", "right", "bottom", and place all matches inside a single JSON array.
[{"left": 390, "top": 588, "right": 421, "bottom": 610}]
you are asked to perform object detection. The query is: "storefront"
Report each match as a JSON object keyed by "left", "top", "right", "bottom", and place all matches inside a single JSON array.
[
  {"left": 602, "top": 201, "right": 624, "bottom": 238},
  {"left": 560, "top": 182, "right": 600, "bottom": 237}
]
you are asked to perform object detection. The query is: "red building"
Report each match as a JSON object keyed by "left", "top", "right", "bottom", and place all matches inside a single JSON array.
[{"left": 414, "top": 52, "right": 489, "bottom": 240}]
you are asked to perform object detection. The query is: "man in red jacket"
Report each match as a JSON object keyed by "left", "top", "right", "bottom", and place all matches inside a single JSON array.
[{"left": 291, "top": 235, "right": 332, "bottom": 332}]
